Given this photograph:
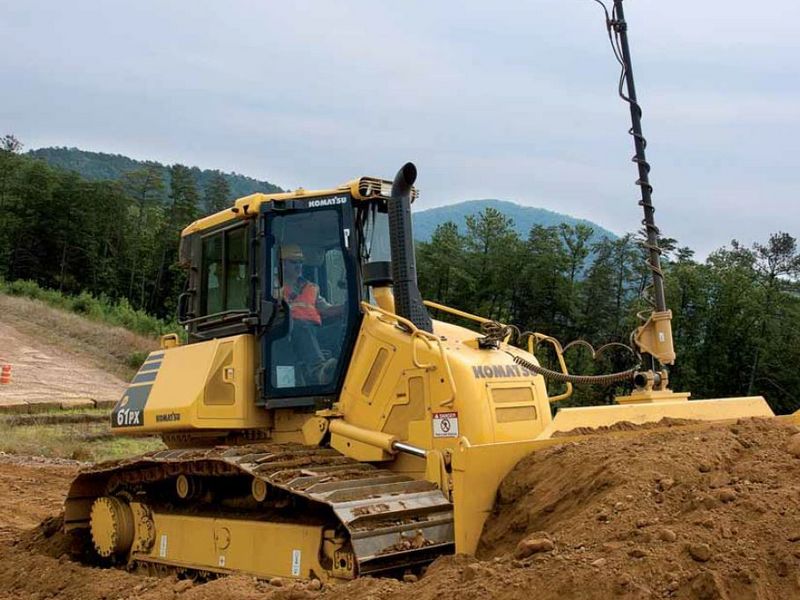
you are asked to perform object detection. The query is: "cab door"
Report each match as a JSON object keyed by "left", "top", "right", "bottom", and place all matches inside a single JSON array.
[{"left": 259, "top": 197, "right": 361, "bottom": 408}]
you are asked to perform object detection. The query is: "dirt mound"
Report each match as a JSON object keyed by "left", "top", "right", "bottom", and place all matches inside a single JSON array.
[
  {"left": 470, "top": 417, "right": 800, "bottom": 599},
  {"left": 3, "top": 418, "right": 800, "bottom": 599}
]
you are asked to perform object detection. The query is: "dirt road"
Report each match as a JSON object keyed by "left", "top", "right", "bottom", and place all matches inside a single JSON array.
[{"left": 0, "top": 320, "right": 126, "bottom": 411}]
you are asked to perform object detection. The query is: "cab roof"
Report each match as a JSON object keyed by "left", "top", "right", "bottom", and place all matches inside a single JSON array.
[{"left": 181, "top": 176, "right": 418, "bottom": 237}]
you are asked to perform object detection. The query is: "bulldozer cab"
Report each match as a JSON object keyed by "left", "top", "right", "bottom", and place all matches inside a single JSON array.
[{"left": 179, "top": 185, "right": 395, "bottom": 411}]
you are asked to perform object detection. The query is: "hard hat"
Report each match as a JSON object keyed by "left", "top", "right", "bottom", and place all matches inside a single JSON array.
[{"left": 281, "top": 244, "right": 304, "bottom": 261}]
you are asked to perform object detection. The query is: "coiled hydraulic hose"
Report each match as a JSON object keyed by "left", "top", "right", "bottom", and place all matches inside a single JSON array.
[
  {"left": 510, "top": 353, "right": 638, "bottom": 386},
  {"left": 480, "top": 321, "right": 640, "bottom": 385}
]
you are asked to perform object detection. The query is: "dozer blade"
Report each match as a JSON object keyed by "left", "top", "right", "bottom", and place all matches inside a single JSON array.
[
  {"left": 450, "top": 394, "right": 782, "bottom": 556},
  {"left": 540, "top": 395, "right": 775, "bottom": 439}
]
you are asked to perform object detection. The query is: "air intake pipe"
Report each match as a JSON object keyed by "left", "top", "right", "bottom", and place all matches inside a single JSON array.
[{"left": 388, "top": 162, "right": 433, "bottom": 333}]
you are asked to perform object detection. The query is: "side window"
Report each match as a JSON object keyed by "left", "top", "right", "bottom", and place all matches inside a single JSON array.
[
  {"left": 225, "top": 227, "right": 248, "bottom": 310},
  {"left": 200, "top": 226, "right": 250, "bottom": 316},
  {"left": 202, "top": 235, "right": 224, "bottom": 314}
]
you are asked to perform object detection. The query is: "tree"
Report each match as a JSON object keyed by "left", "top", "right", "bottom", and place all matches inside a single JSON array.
[
  {"left": 121, "top": 164, "right": 165, "bottom": 303},
  {"left": 746, "top": 233, "right": 800, "bottom": 398},
  {"left": 515, "top": 225, "right": 570, "bottom": 337},
  {"left": 417, "top": 222, "right": 470, "bottom": 307},
  {"left": 204, "top": 171, "right": 231, "bottom": 215},
  {"left": 150, "top": 165, "right": 199, "bottom": 314},
  {"left": 559, "top": 223, "right": 594, "bottom": 333},
  {"left": 463, "top": 208, "right": 520, "bottom": 319},
  {"left": 0, "top": 137, "right": 26, "bottom": 263},
  {"left": 167, "top": 164, "right": 200, "bottom": 228},
  {"left": 0, "top": 134, "right": 22, "bottom": 154}
]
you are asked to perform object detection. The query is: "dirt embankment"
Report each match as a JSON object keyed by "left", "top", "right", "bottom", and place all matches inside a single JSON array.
[
  {"left": 0, "top": 293, "right": 158, "bottom": 387},
  {"left": 0, "top": 317, "right": 126, "bottom": 410},
  {"left": 473, "top": 417, "right": 800, "bottom": 599},
  {"left": 2, "top": 418, "right": 800, "bottom": 599}
]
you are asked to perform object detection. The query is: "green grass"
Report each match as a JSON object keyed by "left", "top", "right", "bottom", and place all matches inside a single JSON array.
[
  {"left": 0, "top": 408, "right": 164, "bottom": 462},
  {"left": 0, "top": 278, "right": 184, "bottom": 340}
]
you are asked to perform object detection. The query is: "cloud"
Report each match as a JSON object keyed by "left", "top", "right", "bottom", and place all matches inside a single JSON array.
[{"left": 1, "top": 0, "right": 797, "bottom": 258}]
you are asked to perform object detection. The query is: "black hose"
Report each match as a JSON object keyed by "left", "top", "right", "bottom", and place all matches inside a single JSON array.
[{"left": 511, "top": 354, "right": 638, "bottom": 386}]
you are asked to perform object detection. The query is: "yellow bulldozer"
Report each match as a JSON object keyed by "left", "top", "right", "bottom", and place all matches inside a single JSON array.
[{"left": 63, "top": 0, "right": 784, "bottom": 583}]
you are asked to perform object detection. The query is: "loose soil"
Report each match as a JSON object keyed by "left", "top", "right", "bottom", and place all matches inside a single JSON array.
[{"left": 2, "top": 418, "right": 800, "bottom": 599}]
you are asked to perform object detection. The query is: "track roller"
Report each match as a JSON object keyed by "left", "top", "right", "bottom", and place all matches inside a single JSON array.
[
  {"left": 175, "top": 474, "right": 203, "bottom": 500},
  {"left": 251, "top": 477, "right": 268, "bottom": 502}
]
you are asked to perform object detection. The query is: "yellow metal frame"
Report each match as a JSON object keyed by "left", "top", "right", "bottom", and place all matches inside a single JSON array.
[
  {"left": 525, "top": 333, "right": 573, "bottom": 402},
  {"left": 182, "top": 176, "right": 418, "bottom": 237},
  {"left": 135, "top": 509, "right": 341, "bottom": 580}
]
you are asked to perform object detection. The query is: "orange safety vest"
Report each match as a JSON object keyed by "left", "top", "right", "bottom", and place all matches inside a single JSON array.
[{"left": 283, "top": 281, "right": 321, "bottom": 325}]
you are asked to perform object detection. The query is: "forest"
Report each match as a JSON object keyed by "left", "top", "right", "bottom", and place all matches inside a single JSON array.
[
  {"left": 2, "top": 135, "right": 799, "bottom": 413},
  {"left": 27, "top": 146, "right": 282, "bottom": 200}
]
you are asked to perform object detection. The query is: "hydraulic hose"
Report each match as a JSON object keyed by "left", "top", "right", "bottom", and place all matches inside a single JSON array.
[{"left": 511, "top": 354, "right": 638, "bottom": 386}]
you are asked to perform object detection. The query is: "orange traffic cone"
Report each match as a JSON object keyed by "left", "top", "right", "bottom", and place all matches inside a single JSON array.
[{"left": 0, "top": 364, "right": 11, "bottom": 384}]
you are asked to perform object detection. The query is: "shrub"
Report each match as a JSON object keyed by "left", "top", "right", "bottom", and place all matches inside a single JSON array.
[
  {"left": 126, "top": 351, "right": 149, "bottom": 369},
  {"left": 70, "top": 291, "right": 101, "bottom": 317}
]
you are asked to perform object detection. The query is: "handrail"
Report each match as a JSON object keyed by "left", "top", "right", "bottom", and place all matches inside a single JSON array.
[
  {"left": 423, "top": 300, "right": 493, "bottom": 325},
  {"left": 362, "top": 301, "right": 430, "bottom": 337},
  {"left": 528, "top": 333, "right": 574, "bottom": 402},
  {"left": 180, "top": 309, "right": 251, "bottom": 326},
  {"left": 423, "top": 300, "right": 512, "bottom": 343}
]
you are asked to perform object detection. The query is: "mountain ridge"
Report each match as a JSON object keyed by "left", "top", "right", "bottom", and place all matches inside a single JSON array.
[
  {"left": 27, "top": 146, "right": 283, "bottom": 200},
  {"left": 412, "top": 198, "right": 617, "bottom": 243},
  {"left": 29, "top": 146, "right": 615, "bottom": 240}
]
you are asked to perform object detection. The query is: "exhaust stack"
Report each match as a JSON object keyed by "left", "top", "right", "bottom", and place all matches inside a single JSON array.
[{"left": 388, "top": 162, "right": 433, "bottom": 333}]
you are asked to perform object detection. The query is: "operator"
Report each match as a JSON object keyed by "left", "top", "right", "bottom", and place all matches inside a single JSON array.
[{"left": 280, "top": 244, "right": 343, "bottom": 384}]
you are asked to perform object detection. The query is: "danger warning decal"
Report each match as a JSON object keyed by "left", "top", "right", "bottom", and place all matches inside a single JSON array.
[{"left": 432, "top": 412, "right": 459, "bottom": 438}]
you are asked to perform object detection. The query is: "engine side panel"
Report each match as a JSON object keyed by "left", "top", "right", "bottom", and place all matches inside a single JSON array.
[{"left": 111, "top": 335, "right": 268, "bottom": 434}]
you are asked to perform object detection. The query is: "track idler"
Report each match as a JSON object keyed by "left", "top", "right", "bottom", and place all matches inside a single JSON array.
[{"left": 89, "top": 496, "right": 156, "bottom": 559}]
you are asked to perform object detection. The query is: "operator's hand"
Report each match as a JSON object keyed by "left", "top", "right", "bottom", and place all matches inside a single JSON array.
[{"left": 320, "top": 304, "right": 345, "bottom": 320}]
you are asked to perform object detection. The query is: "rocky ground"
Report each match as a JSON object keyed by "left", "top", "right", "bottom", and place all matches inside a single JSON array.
[{"left": 1, "top": 418, "right": 800, "bottom": 599}]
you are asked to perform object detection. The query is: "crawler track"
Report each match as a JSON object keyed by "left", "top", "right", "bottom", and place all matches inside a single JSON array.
[{"left": 65, "top": 443, "right": 454, "bottom": 577}]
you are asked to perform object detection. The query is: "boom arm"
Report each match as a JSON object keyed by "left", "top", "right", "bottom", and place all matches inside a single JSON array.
[{"left": 602, "top": 0, "right": 676, "bottom": 367}]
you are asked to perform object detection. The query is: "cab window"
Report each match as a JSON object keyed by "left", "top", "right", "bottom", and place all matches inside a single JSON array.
[{"left": 201, "top": 226, "right": 250, "bottom": 315}]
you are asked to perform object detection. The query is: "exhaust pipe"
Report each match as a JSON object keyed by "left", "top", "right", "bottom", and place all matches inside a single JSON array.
[{"left": 388, "top": 162, "right": 433, "bottom": 333}]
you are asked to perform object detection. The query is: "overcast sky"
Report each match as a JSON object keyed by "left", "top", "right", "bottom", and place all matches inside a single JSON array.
[{"left": 2, "top": 1, "right": 798, "bottom": 257}]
